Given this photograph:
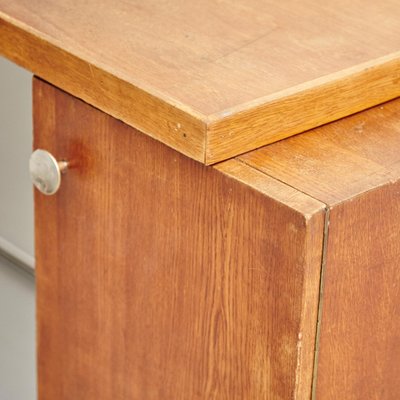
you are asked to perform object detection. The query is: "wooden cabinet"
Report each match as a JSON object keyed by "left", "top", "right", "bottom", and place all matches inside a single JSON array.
[
  {"left": 240, "top": 100, "right": 400, "bottom": 398},
  {"left": 2, "top": 1, "right": 400, "bottom": 398},
  {"left": 34, "top": 79, "right": 325, "bottom": 399},
  {"left": 33, "top": 79, "right": 400, "bottom": 399}
]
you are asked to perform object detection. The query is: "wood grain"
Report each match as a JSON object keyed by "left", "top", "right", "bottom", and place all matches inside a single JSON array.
[
  {"left": 0, "top": 18, "right": 207, "bottom": 162},
  {"left": 216, "top": 160, "right": 328, "bottom": 400},
  {"left": 240, "top": 98, "right": 400, "bottom": 206},
  {"left": 34, "top": 78, "right": 325, "bottom": 400},
  {"left": 315, "top": 182, "right": 400, "bottom": 399},
  {"left": 2, "top": 0, "right": 400, "bottom": 163},
  {"left": 207, "top": 54, "right": 400, "bottom": 163},
  {"left": 238, "top": 99, "right": 400, "bottom": 398}
]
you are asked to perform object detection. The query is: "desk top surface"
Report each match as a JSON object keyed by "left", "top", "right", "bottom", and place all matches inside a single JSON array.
[{"left": 1, "top": 0, "right": 400, "bottom": 163}]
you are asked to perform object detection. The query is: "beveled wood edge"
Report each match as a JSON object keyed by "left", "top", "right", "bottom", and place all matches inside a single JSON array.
[
  {"left": 209, "top": 51, "right": 400, "bottom": 120},
  {"left": 206, "top": 53, "right": 400, "bottom": 163},
  {"left": 0, "top": 15, "right": 208, "bottom": 162},
  {"left": 2, "top": 13, "right": 399, "bottom": 165}
]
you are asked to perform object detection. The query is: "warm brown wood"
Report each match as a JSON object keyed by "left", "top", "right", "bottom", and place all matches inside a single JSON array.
[
  {"left": 239, "top": 99, "right": 400, "bottom": 398},
  {"left": 0, "top": 19, "right": 207, "bottom": 162},
  {"left": 34, "top": 78, "right": 326, "bottom": 400},
  {"left": 215, "top": 160, "right": 326, "bottom": 400},
  {"left": 315, "top": 182, "right": 400, "bottom": 399},
  {"left": 207, "top": 55, "right": 400, "bottom": 163},
  {"left": 2, "top": 1, "right": 400, "bottom": 163},
  {"left": 240, "top": 98, "right": 400, "bottom": 206}
]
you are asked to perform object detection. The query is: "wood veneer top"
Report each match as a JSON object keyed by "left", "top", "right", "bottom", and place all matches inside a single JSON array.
[
  {"left": 240, "top": 97, "right": 400, "bottom": 206},
  {"left": 1, "top": 0, "right": 400, "bottom": 163}
]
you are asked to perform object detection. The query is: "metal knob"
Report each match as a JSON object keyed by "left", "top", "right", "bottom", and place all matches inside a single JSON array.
[{"left": 29, "top": 149, "right": 68, "bottom": 195}]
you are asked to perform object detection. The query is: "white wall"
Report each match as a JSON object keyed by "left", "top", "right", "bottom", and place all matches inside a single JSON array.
[
  {"left": 0, "top": 56, "right": 36, "bottom": 400},
  {"left": 0, "top": 257, "right": 36, "bottom": 400},
  {"left": 0, "top": 56, "right": 34, "bottom": 257}
]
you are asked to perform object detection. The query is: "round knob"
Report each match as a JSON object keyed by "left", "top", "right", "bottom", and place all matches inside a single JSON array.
[{"left": 29, "top": 149, "right": 68, "bottom": 195}]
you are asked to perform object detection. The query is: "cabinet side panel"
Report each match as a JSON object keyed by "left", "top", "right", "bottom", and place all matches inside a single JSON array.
[
  {"left": 316, "top": 182, "right": 400, "bottom": 399},
  {"left": 33, "top": 79, "right": 324, "bottom": 400}
]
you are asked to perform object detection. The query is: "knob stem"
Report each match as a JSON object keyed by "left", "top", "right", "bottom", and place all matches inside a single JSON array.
[{"left": 58, "top": 160, "right": 68, "bottom": 174}]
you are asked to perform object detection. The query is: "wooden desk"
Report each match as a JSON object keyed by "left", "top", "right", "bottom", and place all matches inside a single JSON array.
[
  {"left": 1, "top": 0, "right": 399, "bottom": 162},
  {"left": 1, "top": 1, "right": 400, "bottom": 398}
]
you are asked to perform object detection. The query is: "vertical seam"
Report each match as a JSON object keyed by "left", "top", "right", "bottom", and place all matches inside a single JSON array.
[{"left": 311, "top": 205, "right": 331, "bottom": 399}]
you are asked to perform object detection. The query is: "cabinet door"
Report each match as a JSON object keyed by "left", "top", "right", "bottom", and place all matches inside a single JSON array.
[{"left": 34, "top": 78, "right": 325, "bottom": 399}]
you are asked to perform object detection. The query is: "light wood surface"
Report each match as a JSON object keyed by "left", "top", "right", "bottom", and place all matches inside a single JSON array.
[
  {"left": 0, "top": 18, "right": 207, "bottom": 162},
  {"left": 2, "top": 0, "right": 400, "bottom": 163},
  {"left": 208, "top": 55, "right": 400, "bottom": 163},
  {"left": 34, "top": 79, "right": 325, "bottom": 399},
  {"left": 239, "top": 98, "right": 400, "bottom": 398},
  {"left": 240, "top": 98, "right": 400, "bottom": 205}
]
